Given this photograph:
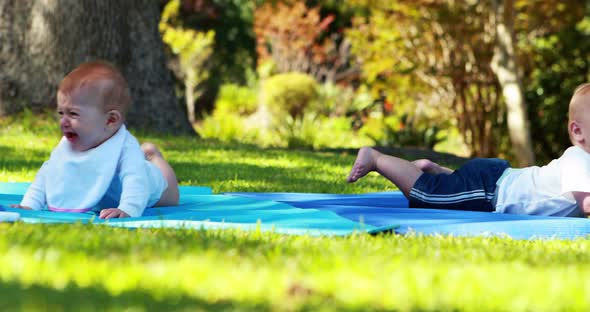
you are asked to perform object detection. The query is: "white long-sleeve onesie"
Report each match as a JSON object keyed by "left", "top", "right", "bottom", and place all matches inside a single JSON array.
[
  {"left": 495, "top": 146, "right": 589, "bottom": 217},
  {"left": 20, "top": 125, "right": 167, "bottom": 217}
]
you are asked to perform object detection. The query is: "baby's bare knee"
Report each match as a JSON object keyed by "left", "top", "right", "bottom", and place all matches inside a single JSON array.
[
  {"left": 156, "top": 186, "right": 179, "bottom": 207},
  {"left": 141, "top": 142, "right": 163, "bottom": 161},
  {"left": 412, "top": 159, "right": 434, "bottom": 171}
]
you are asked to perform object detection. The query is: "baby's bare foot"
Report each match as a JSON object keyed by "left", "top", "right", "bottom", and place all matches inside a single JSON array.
[
  {"left": 141, "top": 142, "right": 163, "bottom": 161},
  {"left": 347, "top": 147, "right": 378, "bottom": 183}
]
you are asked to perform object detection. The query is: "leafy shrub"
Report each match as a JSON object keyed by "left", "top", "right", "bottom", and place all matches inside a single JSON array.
[
  {"left": 198, "top": 108, "right": 371, "bottom": 150},
  {"left": 312, "top": 82, "right": 373, "bottom": 117},
  {"left": 215, "top": 83, "right": 258, "bottom": 116},
  {"left": 197, "top": 111, "right": 260, "bottom": 143},
  {"left": 272, "top": 113, "right": 318, "bottom": 149},
  {"left": 313, "top": 116, "right": 372, "bottom": 149},
  {"left": 273, "top": 114, "right": 371, "bottom": 150},
  {"left": 262, "top": 72, "right": 319, "bottom": 118},
  {"left": 361, "top": 114, "right": 445, "bottom": 149},
  {"left": 200, "top": 77, "right": 376, "bottom": 150},
  {"left": 358, "top": 116, "right": 386, "bottom": 143}
]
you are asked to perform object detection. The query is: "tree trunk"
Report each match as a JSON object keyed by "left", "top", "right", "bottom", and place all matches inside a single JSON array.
[
  {"left": 0, "top": 0, "right": 194, "bottom": 135},
  {"left": 490, "top": 0, "right": 535, "bottom": 166},
  {"left": 185, "top": 76, "right": 196, "bottom": 124}
]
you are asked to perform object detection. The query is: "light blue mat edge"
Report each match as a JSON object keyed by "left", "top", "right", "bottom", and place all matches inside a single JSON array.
[
  {"left": 0, "top": 182, "right": 214, "bottom": 196},
  {"left": 226, "top": 191, "right": 590, "bottom": 240},
  {"left": 0, "top": 182, "right": 381, "bottom": 236}
]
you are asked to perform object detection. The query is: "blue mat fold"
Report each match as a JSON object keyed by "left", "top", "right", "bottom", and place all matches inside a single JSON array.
[
  {"left": 0, "top": 183, "right": 374, "bottom": 236},
  {"left": 226, "top": 191, "right": 590, "bottom": 240}
]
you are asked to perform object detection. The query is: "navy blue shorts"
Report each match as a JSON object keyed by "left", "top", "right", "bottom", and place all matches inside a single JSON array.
[{"left": 408, "top": 158, "right": 511, "bottom": 212}]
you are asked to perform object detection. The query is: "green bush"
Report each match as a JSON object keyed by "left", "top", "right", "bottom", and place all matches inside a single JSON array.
[
  {"left": 200, "top": 77, "right": 377, "bottom": 150},
  {"left": 214, "top": 83, "right": 258, "bottom": 116},
  {"left": 274, "top": 114, "right": 372, "bottom": 150},
  {"left": 198, "top": 109, "right": 369, "bottom": 150},
  {"left": 358, "top": 115, "right": 386, "bottom": 143},
  {"left": 261, "top": 72, "right": 319, "bottom": 118},
  {"left": 197, "top": 111, "right": 260, "bottom": 143},
  {"left": 313, "top": 116, "right": 372, "bottom": 149},
  {"left": 312, "top": 82, "right": 373, "bottom": 117},
  {"left": 361, "top": 114, "right": 445, "bottom": 149},
  {"left": 274, "top": 114, "right": 318, "bottom": 149}
]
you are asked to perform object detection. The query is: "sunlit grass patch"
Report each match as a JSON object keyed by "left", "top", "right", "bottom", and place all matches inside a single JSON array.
[
  {"left": 2, "top": 223, "right": 590, "bottom": 310},
  {"left": 2, "top": 115, "right": 590, "bottom": 311}
]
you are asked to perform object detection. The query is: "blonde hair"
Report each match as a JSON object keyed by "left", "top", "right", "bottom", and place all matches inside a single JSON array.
[
  {"left": 58, "top": 60, "right": 132, "bottom": 117},
  {"left": 567, "top": 83, "right": 590, "bottom": 144},
  {"left": 569, "top": 83, "right": 590, "bottom": 122}
]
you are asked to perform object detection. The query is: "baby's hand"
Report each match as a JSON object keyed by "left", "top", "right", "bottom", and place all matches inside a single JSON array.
[
  {"left": 99, "top": 208, "right": 130, "bottom": 219},
  {"left": 10, "top": 204, "right": 31, "bottom": 210}
]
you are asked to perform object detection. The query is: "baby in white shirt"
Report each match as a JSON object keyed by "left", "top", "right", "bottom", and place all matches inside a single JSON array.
[
  {"left": 12, "top": 60, "right": 179, "bottom": 219},
  {"left": 347, "top": 83, "right": 590, "bottom": 217}
]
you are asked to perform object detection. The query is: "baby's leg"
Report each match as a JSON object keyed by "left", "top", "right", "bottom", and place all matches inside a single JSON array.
[
  {"left": 141, "top": 142, "right": 179, "bottom": 206},
  {"left": 347, "top": 147, "right": 423, "bottom": 197},
  {"left": 412, "top": 159, "right": 454, "bottom": 175}
]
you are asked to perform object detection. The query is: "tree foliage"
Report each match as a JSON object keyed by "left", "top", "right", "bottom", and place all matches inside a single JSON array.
[
  {"left": 153, "top": 0, "right": 590, "bottom": 157},
  {"left": 253, "top": 0, "right": 357, "bottom": 83},
  {"left": 525, "top": 20, "right": 590, "bottom": 163},
  {"left": 175, "top": 0, "right": 258, "bottom": 84},
  {"left": 160, "top": 0, "right": 258, "bottom": 114},
  {"left": 160, "top": 0, "right": 215, "bottom": 123},
  {"left": 347, "top": 1, "right": 506, "bottom": 157},
  {"left": 346, "top": 0, "right": 585, "bottom": 159}
]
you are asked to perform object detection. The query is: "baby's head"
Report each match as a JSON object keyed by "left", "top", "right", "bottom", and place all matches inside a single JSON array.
[
  {"left": 58, "top": 60, "right": 131, "bottom": 117},
  {"left": 57, "top": 61, "right": 132, "bottom": 152},
  {"left": 568, "top": 83, "right": 590, "bottom": 152}
]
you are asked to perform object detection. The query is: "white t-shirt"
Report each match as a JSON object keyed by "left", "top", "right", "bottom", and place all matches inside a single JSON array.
[
  {"left": 20, "top": 125, "right": 167, "bottom": 217},
  {"left": 495, "top": 146, "right": 590, "bottom": 217}
]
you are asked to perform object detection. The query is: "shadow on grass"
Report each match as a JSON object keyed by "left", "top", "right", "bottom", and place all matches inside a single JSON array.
[
  {"left": 0, "top": 279, "right": 269, "bottom": 311},
  {"left": 2, "top": 222, "right": 366, "bottom": 261},
  {"left": 0, "top": 144, "right": 47, "bottom": 172},
  {"left": 320, "top": 146, "right": 469, "bottom": 169},
  {"left": 149, "top": 135, "right": 468, "bottom": 169},
  {"left": 166, "top": 140, "right": 462, "bottom": 194},
  {"left": 0, "top": 278, "right": 386, "bottom": 312},
  {"left": 173, "top": 160, "right": 360, "bottom": 193}
]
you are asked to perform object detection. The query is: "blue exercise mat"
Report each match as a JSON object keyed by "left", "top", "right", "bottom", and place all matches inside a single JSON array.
[
  {"left": 226, "top": 191, "right": 590, "bottom": 240},
  {"left": 0, "top": 183, "right": 376, "bottom": 236},
  {"left": 4, "top": 181, "right": 590, "bottom": 239}
]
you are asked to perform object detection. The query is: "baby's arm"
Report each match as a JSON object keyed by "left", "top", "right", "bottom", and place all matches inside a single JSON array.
[
  {"left": 113, "top": 163, "right": 150, "bottom": 218},
  {"left": 572, "top": 192, "right": 590, "bottom": 216},
  {"left": 98, "top": 171, "right": 149, "bottom": 219},
  {"left": 102, "top": 142, "right": 150, "bottom": 219},
  {"left": 16, "top": 162, "right": 49, "bottom": 210}
]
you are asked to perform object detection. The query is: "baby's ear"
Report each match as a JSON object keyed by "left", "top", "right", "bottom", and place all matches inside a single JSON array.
[
  {"left": 570, "top": 121, "right": 584, "bottom": 143},
  {"left": 106, "top": 110, "right": 123, "bottom": 126}
]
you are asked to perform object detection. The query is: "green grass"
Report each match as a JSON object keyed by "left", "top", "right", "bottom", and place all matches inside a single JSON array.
[{"left": 2, "top": 115, "right": 590, "bottom": 311}]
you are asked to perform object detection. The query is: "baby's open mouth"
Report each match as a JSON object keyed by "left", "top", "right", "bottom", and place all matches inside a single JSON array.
[{"left": 64, "top": 132, "right": 78, "bottom": 141}]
